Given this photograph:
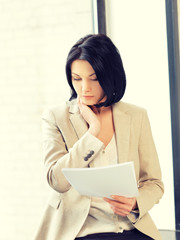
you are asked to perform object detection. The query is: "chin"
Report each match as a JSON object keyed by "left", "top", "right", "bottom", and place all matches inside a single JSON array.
[{"left": 82, "top": 100, "right": 96, "bottom": 106}]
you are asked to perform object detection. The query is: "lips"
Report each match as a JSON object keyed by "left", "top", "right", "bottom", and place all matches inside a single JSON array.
[{"left": 83, "top": 95, "right": 93, "bottom": 98}]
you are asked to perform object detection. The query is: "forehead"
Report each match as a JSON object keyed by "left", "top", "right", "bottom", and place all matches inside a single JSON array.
[{"left": 71, "top": 60, "right": 95, "bottom": 75}]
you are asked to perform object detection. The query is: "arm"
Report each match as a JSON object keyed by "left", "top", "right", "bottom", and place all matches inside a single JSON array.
[
  {"left": 104, "top": 110, "right": 164, "bottom": 222},
  {"left": 132, "top": 109, "right": 164, "bottom": 221},
  {"left": 42, "top": 101, "right": 103, "bottom": 193}
]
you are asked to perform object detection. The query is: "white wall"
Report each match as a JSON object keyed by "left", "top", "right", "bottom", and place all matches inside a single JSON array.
[
  {"left": 0, "top": 1, "right": 93, "bottom": 239},
  {"left": 106, "top": 0, "right": 175, "bottom": 230}
]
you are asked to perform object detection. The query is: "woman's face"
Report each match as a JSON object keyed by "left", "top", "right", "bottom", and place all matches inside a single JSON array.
[{"left": 71, "top": 60, "right": 106, "bottom": 105}]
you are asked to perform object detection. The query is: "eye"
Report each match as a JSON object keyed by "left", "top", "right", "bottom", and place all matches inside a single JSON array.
[
  {"left": 72, "top": 76, "right": 81, "bottom": 81},
  {"left": 90, "top": 77, "right": 98, "bottom": 81}
]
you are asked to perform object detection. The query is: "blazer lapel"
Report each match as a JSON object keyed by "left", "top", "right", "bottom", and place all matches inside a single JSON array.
[
  {"left": 69, "top": 101, "right": 88, "bottom": 139},
  {"left": 112, "top": 102, "right": 131, "bottom": 163}
]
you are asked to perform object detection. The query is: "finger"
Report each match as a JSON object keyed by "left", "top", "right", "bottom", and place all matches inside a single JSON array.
[
  {"left": 104, "top": 197, "right": 128, "bottom": 206},
  {"left": 111, "top": 201, "right": 132, "bottom": 213},
  {"left": 111, "top": 196, "right": 136, "bottom": 207},
  {"left": 104, "top": 198, "right": 132, "bottom": 212},
  {"left": 79, "top": 97, "right": 83, "bottom": 104},
  {"left": 77, "top": 96, "right": 82, "bottom": 109},
  {"left": 111, "top": 206, "right": 130, "bottom": 217},
  {"left": 111, "top": 195, "right": 131, "bottom": 202},
  {"left": 77, "top": 96, "right": 85, "bottom": 107}
]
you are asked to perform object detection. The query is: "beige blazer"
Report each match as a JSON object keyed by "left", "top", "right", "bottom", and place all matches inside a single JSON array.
[{"left": 33, "top": 100, "right": 164, "bottom": 240}]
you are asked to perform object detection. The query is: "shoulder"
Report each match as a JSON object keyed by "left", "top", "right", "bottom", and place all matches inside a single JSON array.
[
  {"left": 115, "top": 101, "right": 146, "bottom": 115},
  {"left": 114, "top": 102, "right": 152, "bottom": 135},
  {"left": 42, "top": 99, "right": 77, "bottom": 122},
  {"left": 114, "top": 101, "right": 149, "bottom": 127}
]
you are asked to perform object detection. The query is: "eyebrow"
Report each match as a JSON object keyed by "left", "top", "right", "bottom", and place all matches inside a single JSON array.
[{"left": 72, "top": 72, "right": 96, "bottom": 77}]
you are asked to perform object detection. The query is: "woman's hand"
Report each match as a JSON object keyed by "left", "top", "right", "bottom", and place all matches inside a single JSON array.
[
  {"left": 78, "top": 97, "right": 101, "bottom": 137},
  {"left": 104, "top": 195, "right": 137, "bottom": 217}
]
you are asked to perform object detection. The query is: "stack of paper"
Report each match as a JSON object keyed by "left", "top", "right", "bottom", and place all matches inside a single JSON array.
[{"left": 62, "top": 162, "right": 138, "bottom": 198}]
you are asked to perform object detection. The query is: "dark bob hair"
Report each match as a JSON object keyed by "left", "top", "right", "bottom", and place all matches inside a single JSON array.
[{"left": 65, "top": 34, "right": 126, "bottom": 107}]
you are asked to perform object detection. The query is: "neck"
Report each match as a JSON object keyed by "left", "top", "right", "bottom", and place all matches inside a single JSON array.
[{"left": 91, "top": 105, "right": 111, "bottom": 114}]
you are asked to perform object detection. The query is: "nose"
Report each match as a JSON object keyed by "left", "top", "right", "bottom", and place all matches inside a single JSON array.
[{"left": 82, "top": 79, "right": 91, "bottom": 93}]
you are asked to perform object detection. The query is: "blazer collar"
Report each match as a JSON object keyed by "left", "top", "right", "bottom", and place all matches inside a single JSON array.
[{"left": 69, "top": 100, "right": 130, "bottom": 163}]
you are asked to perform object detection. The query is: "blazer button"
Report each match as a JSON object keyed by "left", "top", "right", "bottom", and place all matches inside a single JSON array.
[
  {"left": 84, "top": 156, "right": 88, "bottom": 161},
  {"left": 90, "top": 150, "right": 94, "bottom": 155},
  {"left": 87, "top": 153, "right": 92, "bottom": 158}
]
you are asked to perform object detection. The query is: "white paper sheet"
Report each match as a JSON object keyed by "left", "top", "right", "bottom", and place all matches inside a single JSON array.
[{"left": 62, "top": 162, "right": 138, "bottom": 198}]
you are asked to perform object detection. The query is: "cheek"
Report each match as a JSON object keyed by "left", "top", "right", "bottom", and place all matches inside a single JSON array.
[
  {"left": 97, "top": 86, "right": 105, "bottom": 98},
  {"left": 72, "top": 82, "right": 79, "bottom": 93}
]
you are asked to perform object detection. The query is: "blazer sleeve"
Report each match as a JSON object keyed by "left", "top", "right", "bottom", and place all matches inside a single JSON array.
[
  {"left": 128, "top": 109, "right": 164, "bottom": 223},
  {"left": 42, "top": 108, "right": 104, "bottom": 193}
]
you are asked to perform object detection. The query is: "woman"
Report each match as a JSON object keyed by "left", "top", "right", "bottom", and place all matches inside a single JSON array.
[{"left": 34, "top": 34, "right": 164, "bottom": 240}]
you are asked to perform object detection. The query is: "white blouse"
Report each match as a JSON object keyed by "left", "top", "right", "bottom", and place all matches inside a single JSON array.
[{"left": 76, "top": 134, "right": 135, "bottom": 238}]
